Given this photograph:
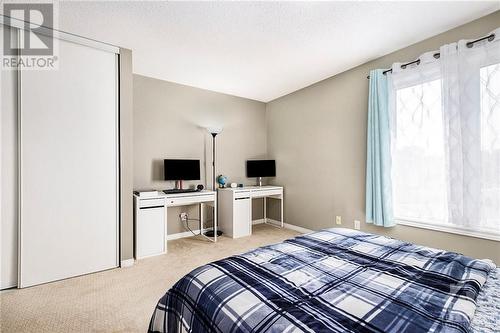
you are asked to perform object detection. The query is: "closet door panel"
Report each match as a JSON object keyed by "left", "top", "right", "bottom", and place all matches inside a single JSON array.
[
  {"left": 19, "top": 39, "right": 118, "bottom": 287},
  {"left": 1, "top": 25, "right": 18, "bottom": 289}
]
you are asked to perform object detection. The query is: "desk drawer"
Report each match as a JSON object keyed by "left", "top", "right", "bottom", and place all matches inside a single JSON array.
[
  {"left": 252, "top": 189, "right": 282, "bottom": 198},
  {"left": 166, "top": 194, "right": 214, "bottom": 207},
  {"left": 138, "top": 198, "right": 165, "bottom": 208},
  {"left": 234, "top": 191, "right": 251, "bottom": 199}
]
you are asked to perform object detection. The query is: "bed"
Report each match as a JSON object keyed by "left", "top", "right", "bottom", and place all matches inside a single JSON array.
[{"left": 149, "top": 228, "right": 497, "bottom": 333}]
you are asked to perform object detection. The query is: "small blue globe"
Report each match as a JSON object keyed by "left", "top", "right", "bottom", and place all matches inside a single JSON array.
[{"left": 217, "top": 175, "right": 228, "bottom": 187}]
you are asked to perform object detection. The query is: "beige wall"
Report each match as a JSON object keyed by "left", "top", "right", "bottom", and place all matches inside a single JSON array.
[
  {"left": 119, "top": 48, "right": 134, "bottom": 261},
  {"left": 266, "top": 11, "right": 500, "bottom": 263},
  {"left": 133, "top": 75, "right": 267, "bottom": 235}
]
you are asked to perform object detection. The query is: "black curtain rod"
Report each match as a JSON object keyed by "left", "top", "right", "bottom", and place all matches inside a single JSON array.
[{"left": 366, "top": 33, "right": 495, "bottom": 79}]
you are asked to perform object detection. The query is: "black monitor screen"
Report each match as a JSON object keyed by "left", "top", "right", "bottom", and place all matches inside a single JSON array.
[
  {"left": 164, "top": 159, "right": 200, "bottom": 181},
  {"left": 246, "top": 160, "right": 276, "bottom": 178}
]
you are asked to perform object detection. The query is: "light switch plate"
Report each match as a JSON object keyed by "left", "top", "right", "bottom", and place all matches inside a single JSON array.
[{"left": 336, "top": 216, "right": 342, "bottom": 225}]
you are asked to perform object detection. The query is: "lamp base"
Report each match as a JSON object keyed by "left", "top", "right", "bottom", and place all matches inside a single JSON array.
[{"left": 204, "top": 230, "right": 223, "bottom": 237}]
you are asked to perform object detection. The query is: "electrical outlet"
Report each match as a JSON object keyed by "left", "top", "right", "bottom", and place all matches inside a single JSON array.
[
  {"left": 354, "top": 220, "right": 360, "bottom": 230},
  {"left": 179, "top": 212, "right": 188, "bottom": 222},
  {"left": 335, "top": 216, "right": 342, "bottom": 225}
]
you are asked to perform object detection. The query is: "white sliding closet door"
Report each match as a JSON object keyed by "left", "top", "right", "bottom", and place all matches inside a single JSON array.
[
  {"left": 1, "top": 25, "right": 19, "bottom": 289},
  {"left": 19, "top": 38, "right": 118, "bottom": 287}
]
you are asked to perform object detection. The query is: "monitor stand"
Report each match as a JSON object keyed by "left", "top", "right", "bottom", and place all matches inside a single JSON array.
[
  {"left": 257, "top": 177, "right": 263, "bottom": 187},
  {"left": 163, "top": 180, "right": 199, "bottom": 194}
]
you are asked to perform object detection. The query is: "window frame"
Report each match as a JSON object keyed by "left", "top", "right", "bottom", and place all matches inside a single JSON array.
[{"left": 396, "top": 218, "right": 500, "bottom": 241}]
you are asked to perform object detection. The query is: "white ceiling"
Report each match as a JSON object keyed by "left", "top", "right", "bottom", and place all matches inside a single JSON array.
[{"left": 58, "top": 1, "right": 499, "bottom": 102}]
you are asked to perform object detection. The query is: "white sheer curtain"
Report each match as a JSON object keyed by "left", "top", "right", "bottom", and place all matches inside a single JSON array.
[
  {"left": 441, "top": 30, "right": 500, "bottom": 233},
  {"left": 389, "top": 28, "right": 500, "bottom": 236},
  {"left": 389, "top": 52, "right": 447, "bottom": 225}
]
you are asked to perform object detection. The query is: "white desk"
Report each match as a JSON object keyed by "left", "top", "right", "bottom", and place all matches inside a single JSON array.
[
  {"left": 134, "top": 190, "right": 217, "bottom": 260},
  {"left": 218, "top": 186, "right": 283, "bottom": 238},
  {"left": 164, "top": 190, "right": 217, "bottom": 241}
]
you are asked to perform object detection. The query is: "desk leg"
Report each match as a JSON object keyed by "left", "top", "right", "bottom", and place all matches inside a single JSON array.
[
  {"left": 199, "top": 203, "right": 203, "bottom": 235},
  {"left": 199, "top": 202, "right": 217, "bottom": 243},
  {"left": 264, "top": 197, "right": 267, "bottom": 223},
  {"left": 262, "top": 196, "right": 283, "bottom": 229},
  {"left": 280, "top": 195, "right": 284, "bottom": 228},
  {"left": 214, "top": 197, "right": 217, "bottom": 242}
]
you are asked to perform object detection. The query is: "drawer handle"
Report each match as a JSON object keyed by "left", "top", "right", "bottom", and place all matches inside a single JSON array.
[
  {"left": 235, "top": 197, "right": 250, "bottom": 200},
  {"left": 140, "top": 205, "right": 164, "bottom": 210}
]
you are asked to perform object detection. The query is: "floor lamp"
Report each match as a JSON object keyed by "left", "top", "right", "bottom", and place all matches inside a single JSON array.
[{"left": 205, "top": 126, "right": 223, "bottom": 237}]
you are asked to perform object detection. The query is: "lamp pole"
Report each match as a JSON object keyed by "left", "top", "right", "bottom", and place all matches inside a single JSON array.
[
  {"left": 205, "top": 127, "right": 223, "bottom": 238},
  {"left": 212, "top": 132, "right": 217, "bottom": 190}
]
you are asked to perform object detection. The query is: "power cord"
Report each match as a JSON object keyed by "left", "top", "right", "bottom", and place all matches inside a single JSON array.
[
  {"left": 181, "top": 216, "right": 214, "bottom": 236},
  {"left": 182, "top": 218, "right": 198, "bottom": 236}
]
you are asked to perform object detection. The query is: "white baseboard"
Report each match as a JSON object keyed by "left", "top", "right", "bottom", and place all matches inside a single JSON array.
[
  {"left": 283, "top": 223, "right": 312, "bottom": 234},
  {"left": 167, "top": 228, "right": 213, "bottom": 241},
  {"left": 1, "top": 283, "right": 17, "bottom": 290},
  {"left": 120, "top": 259, "right": 135, "bottom": 268},
  {"left": 167, "top": 229, "right": 200, "bottom": 240},
  {"left": 252, "top": 218, "right": 265, "bottom": 225},
  {"left": 166, "top": 221, "right": 312, "bottom": 241},
  {"left": 255, "top": 218, "right": 313, "bottom": 234}
]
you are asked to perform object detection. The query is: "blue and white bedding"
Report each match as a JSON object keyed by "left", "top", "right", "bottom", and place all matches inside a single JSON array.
[
  {"left": 470, "top": 267, "right": 500, "bottom": 333},
  {"left": 149, "top": 228, "right": 496, "bottom": 333}
]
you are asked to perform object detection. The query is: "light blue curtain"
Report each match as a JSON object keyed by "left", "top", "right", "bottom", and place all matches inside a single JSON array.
[{"left": 365, "top": 69, "right": 394, "bottom": 227}]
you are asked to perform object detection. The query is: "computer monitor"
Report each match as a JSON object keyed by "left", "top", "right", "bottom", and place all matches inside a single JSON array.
[
  {"left": 164, "top": 159, "right": 200, "bottom": 181},
  {"left": 246, "top": 160, "right": 276, "bottom": 185}
]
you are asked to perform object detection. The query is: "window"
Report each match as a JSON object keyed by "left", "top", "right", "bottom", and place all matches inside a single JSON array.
[
  {"left": 480, "top": 63, "right": 500, "bottom": 232},
  {"left": 391, "top": 63, "right": 500, "bottom": 238},
  {"left": 392, "top": 79, "right": 448, "bottom": 225}
]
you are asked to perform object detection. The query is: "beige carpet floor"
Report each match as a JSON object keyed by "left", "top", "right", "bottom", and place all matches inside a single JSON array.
[{"left": 0, "top": 224, "right": 300, "bottom": 333}]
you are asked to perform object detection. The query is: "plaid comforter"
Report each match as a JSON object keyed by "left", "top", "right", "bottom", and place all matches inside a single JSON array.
[{"left": 149, "top": 228, "right": 495, "bottom": 333}]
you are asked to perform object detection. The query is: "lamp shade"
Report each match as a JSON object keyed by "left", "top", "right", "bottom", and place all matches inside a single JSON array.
[{"left": 206, "top": 126, "right": 223, "bottom": 135}]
